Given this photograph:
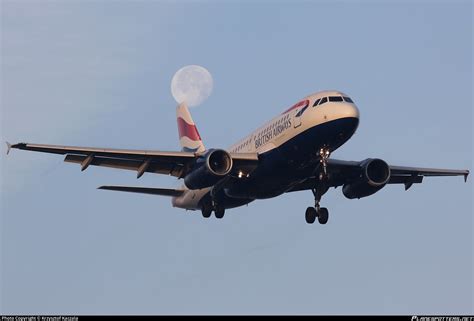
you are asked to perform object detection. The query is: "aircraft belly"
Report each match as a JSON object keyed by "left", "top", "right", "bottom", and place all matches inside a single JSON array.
[
  {"left": 224, "top": 150, "right": 307, "bottom": 200},
  {"left": 226, "top": 117, "right": 359, "bottom": 200}
]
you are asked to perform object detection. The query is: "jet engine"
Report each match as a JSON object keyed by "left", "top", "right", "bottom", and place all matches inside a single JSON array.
[
  {"left": 184, "top": 149, "right": 233, "bottom": 190},
  {"left": 342, "top": 158, "right": 391, "bottom": 199}
]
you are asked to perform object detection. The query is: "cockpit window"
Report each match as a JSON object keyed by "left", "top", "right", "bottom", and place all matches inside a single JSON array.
[
  {"left": 343, "top": 96, "right": 354, "bottom": 103},
  {"left": 312, "top": 98, "right": 321, "bottom": 107},
  {"left": 319, "top": 97, "right": 328, "bottom": 105},
  {"left": 329, "top": 96, "right": 344, "bottom": 102}
]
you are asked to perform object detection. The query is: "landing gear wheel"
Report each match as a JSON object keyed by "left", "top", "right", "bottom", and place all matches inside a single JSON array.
[
  {"left": 318, "top": 207, "right": 329, "bottom": 225},
  {"left": 305, "top": 207, "right": 317, "bottom": 224},
  {"left": 215, "top": 207, "right": 225, "bottom": 219},
  {"left": 201, "top": 204, "right": 212, "bottom": 218}
]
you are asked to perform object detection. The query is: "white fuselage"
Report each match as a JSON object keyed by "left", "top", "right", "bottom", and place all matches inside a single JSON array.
[{"left": 172, "top": 90, "right": 360, "bottom": 210}]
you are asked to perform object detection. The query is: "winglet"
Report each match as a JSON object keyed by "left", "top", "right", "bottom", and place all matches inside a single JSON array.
[
  {"left": 464, "top": 170, "right": 469, "bottom": 182},
  {"left": 6, "top": 142, "right": 11, "bottom": 155}
]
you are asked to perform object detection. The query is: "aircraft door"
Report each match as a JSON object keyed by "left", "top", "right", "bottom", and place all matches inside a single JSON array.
[
  {"left": 293, "top": 108, "right": 302, "bottom": 128},
  {"left": 291, "top": 100, "right": 308, "bottom": 129}
]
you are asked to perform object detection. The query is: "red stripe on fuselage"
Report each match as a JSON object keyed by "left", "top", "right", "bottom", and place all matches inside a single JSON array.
[
  {"left": 282, "top": 99, "right": 309, "bottom": 115},
  {"left": 177, "top": 117, "right": 202, "bottom": 141}
]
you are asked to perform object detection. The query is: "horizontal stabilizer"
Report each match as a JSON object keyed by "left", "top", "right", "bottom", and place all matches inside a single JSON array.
[{"left": 98, "top": 185, "right": 184, "bottom": 197}]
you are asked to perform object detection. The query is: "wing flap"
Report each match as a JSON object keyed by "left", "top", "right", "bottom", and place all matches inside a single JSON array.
[
  {"left": 64, "top": 154, "right": 183, "bottom": 176},
  {"left": 98, "top": 185, "right": 184, "bottom": 197}
]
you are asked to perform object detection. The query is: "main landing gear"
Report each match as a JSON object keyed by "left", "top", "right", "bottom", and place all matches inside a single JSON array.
[
  {"left": 201, "top": 201, "right": 225, "bottom": 219},
  {"left": 305, "top": 146, "right": 331, "bottom": 225}
]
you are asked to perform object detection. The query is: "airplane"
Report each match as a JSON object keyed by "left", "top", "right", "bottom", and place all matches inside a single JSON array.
[{"left": 6, "top": 90, "right": 469, "bottom": 224}]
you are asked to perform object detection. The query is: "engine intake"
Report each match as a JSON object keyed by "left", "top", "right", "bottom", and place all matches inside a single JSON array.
[
  {"left": 342, "top": 158, "right": 391, "bottom": 199},
  {"left": 184, "top": 149, "right": 233, "bottom": 190},
  {"left": 364, "top": 158, "right": 391, "bottom": 186}
]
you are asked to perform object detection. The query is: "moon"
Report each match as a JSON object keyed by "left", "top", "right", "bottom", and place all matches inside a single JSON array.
[{"left": 171, "top": 65, "right": 213, "bottom": 107}]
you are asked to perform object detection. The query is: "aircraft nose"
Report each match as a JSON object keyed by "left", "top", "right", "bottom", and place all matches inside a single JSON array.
[
  {"left": 339, "top": 103, "right": 360, "bottom": 120},
  {"left": 330, "top": 103, "right": 359, "bottom": 147}
]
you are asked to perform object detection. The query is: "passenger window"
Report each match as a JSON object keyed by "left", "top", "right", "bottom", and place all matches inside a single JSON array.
[
  {"left": 343, "top": 96, "right": 354, "bottom": 103},
  {"left": 313, "top": 98, "right": 321, "bottom": 107},
  {"left": 329, "top": 96, "right": 344, "bottom": 102},
  {"left": 319, "top": 97, "right": 328, "bottom": 105}
]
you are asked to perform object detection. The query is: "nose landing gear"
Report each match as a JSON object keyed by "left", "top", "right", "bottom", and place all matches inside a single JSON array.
[
  {"left": 305, "top": 146, "right": 331, "bottom": 225},
  {"left": 318, "top": 146, "right": 331, "bottom": 179},
  {"left": 305, "top": 185, "right": 329, "bottom": 224}
]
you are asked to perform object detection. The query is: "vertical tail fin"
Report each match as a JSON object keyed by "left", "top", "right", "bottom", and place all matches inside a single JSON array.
[{"left": 176, "top": 102, "right": 206, "bottom": 153}]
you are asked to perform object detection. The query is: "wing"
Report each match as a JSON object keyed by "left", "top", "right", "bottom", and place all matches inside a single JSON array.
[
  {"left": 388, "top": 165, "right": 470, "bottom": 190},
  {"left": 8, "top": 142, "right": 259, "bottom": 179},
  {"left": 288, "top": 158, "right": 469, "bottom": 192}
]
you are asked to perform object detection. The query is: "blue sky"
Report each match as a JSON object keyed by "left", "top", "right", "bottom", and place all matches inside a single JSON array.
[{"left": 1, "top": 0, "right": 472, "bottom": 314}]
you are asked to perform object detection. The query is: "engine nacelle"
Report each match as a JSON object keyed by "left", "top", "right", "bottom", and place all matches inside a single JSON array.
[
  {"left": 184, "top": 149, "right": 233, "bottom": 190},
  {"left": 342, "top": 158, "right": 391, "bottom": 199}
]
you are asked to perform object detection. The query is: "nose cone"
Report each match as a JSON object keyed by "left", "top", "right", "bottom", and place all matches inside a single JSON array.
[
  {"left": 331, "top": 103, "right": 359, "bottom": 147},
  {"left": 338, "top": 103, "right": 360, "bottom": 120}
]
